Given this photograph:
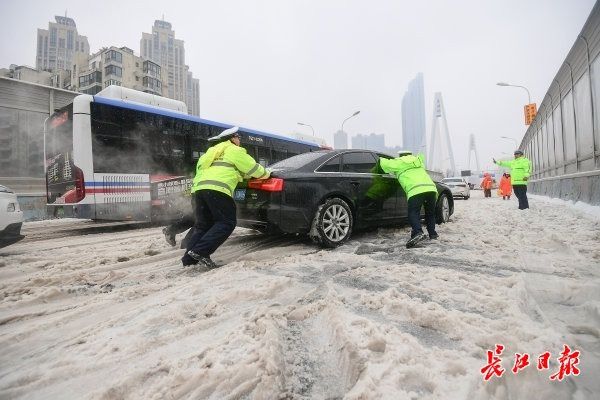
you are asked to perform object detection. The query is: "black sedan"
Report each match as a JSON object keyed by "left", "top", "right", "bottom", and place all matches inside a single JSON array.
[{"left": 234, "top": 150, "right": 453, "bottom": 247}]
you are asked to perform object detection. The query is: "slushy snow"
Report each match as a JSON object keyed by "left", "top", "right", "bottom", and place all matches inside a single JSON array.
[{"left": 1, "top": 194, "right": 599, "bottom": 399}]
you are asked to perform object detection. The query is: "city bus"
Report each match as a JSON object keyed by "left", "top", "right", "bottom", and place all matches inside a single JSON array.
[{"left": 45, "top": 86, "right": 325, "bottom": 222}]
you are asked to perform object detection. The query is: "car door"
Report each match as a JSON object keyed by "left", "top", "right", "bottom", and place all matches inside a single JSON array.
[
  {"left": 340, "top": 151, "right": 383, "bottom": 226},
  {"left": 374, "top": 153, "right": 403, "bottom": 221}
]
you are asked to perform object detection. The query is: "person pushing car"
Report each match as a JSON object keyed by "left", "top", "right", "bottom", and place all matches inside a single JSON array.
[
  {"left": 379, "top": 150, "right": 438, "bottom": 248},
  {"left": 183, "top": 126, "right": 270, "bottom": 268}
]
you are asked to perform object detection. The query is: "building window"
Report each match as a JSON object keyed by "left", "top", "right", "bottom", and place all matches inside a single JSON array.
[
  {"left": 67, "top": 31, "right": 74, "bottom": 50},
  {"left": 143, "top": 76, "right": 162, "bottom": 91},
  {"left": 143, "top": 60, "right": 161, "bottom": 77},
  {"left": 105, "top": 65, "right": 122, "bottom": 77},
  {"left": 50, "top": 27, "right": 57, "bottom": 46},
  {"left": 79, "top": 71, "right": 103, "bottom": 86},
  {"left": 105, "top": 50, "right": 123, "bottom": 63},
  {"left": 59, "top": 38, "right": 65, "bottom": 49}
]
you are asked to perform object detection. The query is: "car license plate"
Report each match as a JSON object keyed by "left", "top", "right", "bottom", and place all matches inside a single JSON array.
[{"left": 234, "top": 189, "right": 246, "bottom": 201}]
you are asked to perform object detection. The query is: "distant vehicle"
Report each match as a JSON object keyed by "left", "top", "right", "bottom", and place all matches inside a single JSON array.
[
  {"left": 0, "top": 185, "right": 24, "bottom": 248},
  {"left": 235, "top": 150, "right": 454, "bottom": 247},
  {"left": 44, "top": 86, "right": 325, "bottom": 222},
  {"left": 441, "top": 177, "right": 471, "bottom": 199}
]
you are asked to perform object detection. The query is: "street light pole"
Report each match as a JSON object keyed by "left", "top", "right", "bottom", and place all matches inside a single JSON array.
[
  {"left": 297, "top": 122, "right": 315, "bottom": 136},
  {"left": 496, "top": 82, "right": 531, "bottom": 104},
  {"left": 341, "top": 110, "right": 360, "bottom": 133}
]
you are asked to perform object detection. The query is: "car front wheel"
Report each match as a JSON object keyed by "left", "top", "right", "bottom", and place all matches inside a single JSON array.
[
  {"left": 435, "top": 193, "right": 451, "bottom": 223},
  {"left": 309, "top": 197, "right": 353, "bottom": 248}
]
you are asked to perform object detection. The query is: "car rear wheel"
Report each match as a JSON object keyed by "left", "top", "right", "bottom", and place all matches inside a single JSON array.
[
  {"left": 309, "top": 197, "right": 353, "bottom": 248},
  {"left": 435, "top": 193, "right": 451, "bottom": 223}
]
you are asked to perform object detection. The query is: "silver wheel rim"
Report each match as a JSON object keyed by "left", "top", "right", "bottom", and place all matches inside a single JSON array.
[
  {"left": 322, "top": 204, "right": 350, "bottom": 242},
  {"left": 442, "top": 196, "right": 450, "bottom": 221}
]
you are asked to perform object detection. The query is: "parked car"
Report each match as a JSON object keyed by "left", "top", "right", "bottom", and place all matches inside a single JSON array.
[
  {"left": 0, "top": 185, "right": 24, "bottom": 248},
  {"left": 234, "top": 150, "right": 454, "bottom": 247},
  {"left": 441, "top": 177, "right": 471, "bottom": 199}
]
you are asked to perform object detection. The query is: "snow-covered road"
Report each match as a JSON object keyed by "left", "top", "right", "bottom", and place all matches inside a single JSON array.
[{"left": 1, "top": 194, "right": 599, "bottom": 399}]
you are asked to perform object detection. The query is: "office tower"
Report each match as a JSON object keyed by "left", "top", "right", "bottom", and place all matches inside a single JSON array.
[
  {"left": 401, "top": 73, "right": 426, "bottom": 155},
  {"left": 36, "top": 16, "right": 90, "bottom": 79},
  {"left": 141, "top": 20, "right": 199, "bottom": 115}
]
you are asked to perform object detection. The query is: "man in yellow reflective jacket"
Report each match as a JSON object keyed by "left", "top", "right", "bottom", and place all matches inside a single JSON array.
[
  {"left": 183, "top": 126, "right": 270, "bottom": 268},
  {"left": 379, "top": 150, "right": 439, "bottom": 248},
  {"left": 493, "top": 149, "right": 531, "bottom": 210}
]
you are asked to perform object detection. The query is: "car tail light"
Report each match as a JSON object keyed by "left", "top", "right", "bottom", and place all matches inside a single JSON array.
[{"left": 247, "top": 178, "right": 284, "bottom": 192}]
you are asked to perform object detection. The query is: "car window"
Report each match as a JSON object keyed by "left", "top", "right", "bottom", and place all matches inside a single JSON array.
[
  {"left": 269, "top": 151, "right": 329, "bottom": 170},
  {"left": 317, "top": 155, "right": 341, "bottom": 172},
  {"left": 342, "top": 152, "right": 378, "bottom": 173}
]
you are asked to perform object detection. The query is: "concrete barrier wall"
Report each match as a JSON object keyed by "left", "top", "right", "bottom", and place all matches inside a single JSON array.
[
  {"left": 530, "top": 171, "right": 600, "bottom": 205},
  {"left": 0, "top": 77, "right": 78, "bottom": 221},
  {"left": 520, "top": 3, "right": 600, "bottom": 206}
]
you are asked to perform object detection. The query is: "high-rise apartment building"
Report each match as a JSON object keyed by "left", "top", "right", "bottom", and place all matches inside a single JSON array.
[
  {"left": 333, "top": 130, "right": 348, "bottom": 149},
  {"left": 351, "top": 133, "right": 386, "bottom": 152},
  {"left": 401, "top": 73, "right": 426, "bottom": 155},
  {"left": 186, "top": 70, "right": 200, "bottom": 116},
  {"left": 141, "top": 20, "right": 199, "bottom": 115},
  {"left": 76, "top": 46, "right": 163, "bottom": 96},
  {"left": 36, "top": 16, "right": 90, "bottom": 82}
]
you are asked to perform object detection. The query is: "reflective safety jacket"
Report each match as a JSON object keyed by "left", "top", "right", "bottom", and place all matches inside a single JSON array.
[
  {"left": 379, "top": 154, "right": 437, "bottom": 200},
  {"left": 495, "top": 157, "right": 531, "bottom": 186},
  {"left": 191, "top": 141, "right": 270, "bottom": 197},
  {"left": 499, "top": 175, "right": 512, "bottom": 196},
  {"left": 480, "top": 174, "right": 493, "bottom": 190}
]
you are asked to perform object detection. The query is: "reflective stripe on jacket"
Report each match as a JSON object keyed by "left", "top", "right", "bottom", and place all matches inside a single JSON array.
[
  {"left": 191, "top": 141, "right": 270, "bottom": 197},
  {"left": 495, "top": 157, "right": 531, "bottom": 186},
  {"left": 379, "top": 154, "right": 437, "bottom": 200}
]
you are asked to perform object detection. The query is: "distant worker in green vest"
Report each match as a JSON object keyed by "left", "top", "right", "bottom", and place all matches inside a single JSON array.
[
  {"left": 379, "top": 150, "right": 438, "bottom": 248},
  {"left": 493, "top": 150, "right": 531, "bottom": 210},
  {"left": 183, "top": 126, "right": 270, "bottom": 268}
]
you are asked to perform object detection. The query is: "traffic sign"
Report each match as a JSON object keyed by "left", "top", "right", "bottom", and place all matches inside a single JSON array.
[{"left": 524, "top": 103, "right": 537, "bottom": 125}]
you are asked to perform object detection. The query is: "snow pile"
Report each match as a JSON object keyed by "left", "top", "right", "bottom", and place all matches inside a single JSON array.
[{"left": 0, "top": 194, "right": 598, "bottom": 399}]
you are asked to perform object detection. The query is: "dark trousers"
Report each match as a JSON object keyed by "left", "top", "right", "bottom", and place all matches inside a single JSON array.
[
  {"left": 513, "top": 185, "right": 529, "bottom": 210},
  {"left": 407, "top": 191, "right": 437, "bottom": 238},
  {"left": 182, "top": 190, "right": 237, "bottom": 265},
  {"left": 484, "top": 189, "right": 491, "bottom": 198}
]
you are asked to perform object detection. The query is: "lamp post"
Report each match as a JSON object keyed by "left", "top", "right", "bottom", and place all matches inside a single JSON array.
[
  {"left": 500, "top": 136, "right": 518, "bottom": 148},
  {"left": 496, "top": 82, "right": 531, "bottom": 104},
  {"left": 341, "top": 110, "right": 360, "bottom": 133},
  {"left": 297, "top": 122, "right": 315, "bottom": 136}
]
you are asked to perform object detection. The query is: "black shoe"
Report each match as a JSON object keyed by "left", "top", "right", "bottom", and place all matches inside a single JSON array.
[
  {"left": 429, "top": 233, "right": 439, "bottom": 240},
  {"left": 406, "top": 233, "right": 427, "bottom": 248},
  {"left": 187, "top": 251, "right": 218, "bottom": 269},
  {"left": 162, "top": 227, "right": 176, "bottom": 247}
]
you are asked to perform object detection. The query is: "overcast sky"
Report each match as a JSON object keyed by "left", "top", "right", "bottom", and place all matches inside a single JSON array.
[{"left": 1, "top": 0, "right": 595, "bottom": 171}]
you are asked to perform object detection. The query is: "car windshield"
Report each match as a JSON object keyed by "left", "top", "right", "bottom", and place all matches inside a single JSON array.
[
  {"left": 442, "top": 178, "right": 464, "bottom": 183},
  {"left": 269, "top": 151, "right": 329, "bottom": 171}
]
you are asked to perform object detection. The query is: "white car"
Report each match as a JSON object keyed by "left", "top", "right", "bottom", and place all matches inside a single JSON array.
[
  {"left": 441, "top": 177, "right": 470, "bottom": 200},
  {"left": 0, "top": 185, "right": 24, "bottom": 248}
]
